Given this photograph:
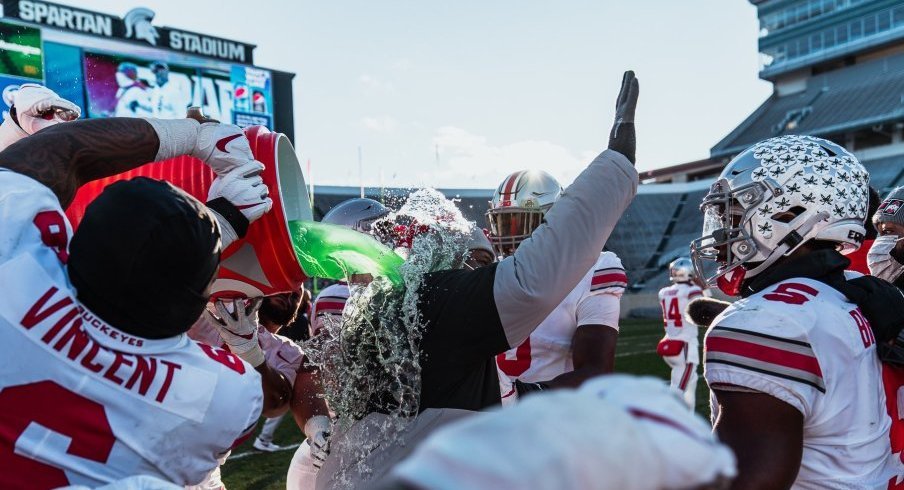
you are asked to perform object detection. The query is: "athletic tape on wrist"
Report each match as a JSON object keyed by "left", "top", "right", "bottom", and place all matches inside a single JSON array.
[
  {"left": 240, "top": 343, "right": 266, "bottom": 368},
  {"left": 144, "top": 118, "right": 200, "bottom": 162}
]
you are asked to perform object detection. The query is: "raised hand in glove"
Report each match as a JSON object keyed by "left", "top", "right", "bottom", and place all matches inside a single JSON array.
[
  {"left": 205, "top": 298, "right": 266, "bottom": 367},
  {"left": 206, "top": 160, "right": 273, "bottom": 248},
  {"left": 608, "top": 71, "right": 639, "bottom": 164},
  {"left": 304, "top": 415, "right": 332, "bottom": 468}
]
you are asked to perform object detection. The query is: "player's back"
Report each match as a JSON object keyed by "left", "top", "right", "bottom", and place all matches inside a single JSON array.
[
  {"left": 705, "top": 278, "right": 893, "bottom": 488},
  {"left": 658, "top": 282, "right": 703, "bottom": 341},
  {"left": 497, "top": 251, "right": 625, "bottom": 383},
  {"left": 0, "top": 148, "right": 262, "bottom": 489},
  {"left": 0, "top": 252, "right": 262, "bottom": 487}
]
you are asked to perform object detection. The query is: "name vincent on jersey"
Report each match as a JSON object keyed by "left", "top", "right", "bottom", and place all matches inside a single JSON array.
[{"left": 20, "top": 285, "right": 182, "bottom": 403}]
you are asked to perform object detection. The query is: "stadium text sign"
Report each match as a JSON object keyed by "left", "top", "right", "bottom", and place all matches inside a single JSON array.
[
  {"left": 17, "top": 0, "right": 111, "bottom": 36},
  {"left": 1, "top": 0, "right": 255, "bottom": 63}
]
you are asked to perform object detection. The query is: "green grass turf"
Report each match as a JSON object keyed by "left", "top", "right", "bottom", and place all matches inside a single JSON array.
[{"left": 221, "top": 318, "right": 710, "bottom": 489}]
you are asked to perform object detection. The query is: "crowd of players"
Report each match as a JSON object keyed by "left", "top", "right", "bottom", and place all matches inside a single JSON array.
[{"left": 4, "top": 71, "right": 904, "bottom": 490}]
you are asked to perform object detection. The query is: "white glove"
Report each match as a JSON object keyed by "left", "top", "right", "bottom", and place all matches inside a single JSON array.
[
  {"left": 303, "top": 415, "right": 332, "bottom": 468},
  {"left": 207, "top": 160, "right": 273, "bottom": 247},
  {"left": 11, "top": 83, "right": 81, "bottom": 135},
  {"left": 205, "top": 298, "right": 265, "bottom": 367},
  {"left": 192, "top": 121, "right": 255, "bottom": 176}
]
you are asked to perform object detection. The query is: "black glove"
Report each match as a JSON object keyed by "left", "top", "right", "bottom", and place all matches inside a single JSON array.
[
  {"left": 835, "top": 275, "right": 904, "bottom": 343},
  {"left": 608, "top": 71, "right": 639, "bottom": 164},
  {"left": 514, "top": 379, "right": 549, "bottom": 397}
]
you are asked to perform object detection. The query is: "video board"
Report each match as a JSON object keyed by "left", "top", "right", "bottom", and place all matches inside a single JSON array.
[{"left": 0, "top": 2, "right": 278, "bottom": 129}]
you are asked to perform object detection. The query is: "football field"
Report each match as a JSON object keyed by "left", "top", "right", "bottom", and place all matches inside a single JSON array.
[{"left": 221, "top": 319, "right": 711, "bottom": 489}]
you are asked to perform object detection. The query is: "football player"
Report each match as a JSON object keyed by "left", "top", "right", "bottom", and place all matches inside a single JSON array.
[
  {"left": 0, "top": 114, "right": 272, "bottom": 488},
  {"left": 314, "top": 71, "right": 639, "bottom": 489},
  {"left": 186, "top": 290, "right": 329, "bottom": 489},
  {"left": 868, "top": 186, "right": 904, "bottom": 287},
  {"left": 656, "top": 257, "right": 705, "bottom": 408},
  {"left": 287, "top": 197, "right": 390, "bottom": 490},
  {"left": 489, "top": 170, "right": 626, "bottom": 399},
  {"left": 307, "top": 197, "right": 389, "bottom": 338},
  {"left": 691, "top": 134, "right": 904, "bottom": 488}
]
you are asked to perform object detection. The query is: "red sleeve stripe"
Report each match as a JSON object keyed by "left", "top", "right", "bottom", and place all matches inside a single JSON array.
[
  {"left": 706, "top": 327, "right": 824, "bottom": 392},
  {"left": 688, "top": 291, "right": 703, "bottom": 298},
  {"left": 591, "top": 269, "right": 628, "bottom": 291},
  {"left": 315, "top": 300, "right": 346, "bottom": 311}
]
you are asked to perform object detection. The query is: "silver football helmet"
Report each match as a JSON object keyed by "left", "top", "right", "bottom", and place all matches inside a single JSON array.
[
  {"left": 669, "top": 257, "right": 695, "bottom": 284},
  {"left": 486, "top": 170, "right": 563, "bottom": 256},
  {"left": 322, "top": 198, "right": 389, "bottom": 234},
  {"left": 690, "top": 135, "right": 868, "bottom": 296}
]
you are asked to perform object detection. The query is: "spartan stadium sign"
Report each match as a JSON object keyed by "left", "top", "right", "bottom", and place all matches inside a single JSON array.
[{"left": 1, "top": 0, "right": 255, "bottom": 63}]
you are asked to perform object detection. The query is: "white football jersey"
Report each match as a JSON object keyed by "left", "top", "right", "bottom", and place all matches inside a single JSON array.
[
  {"left": 0, "top": 170, "right": 263, "bottom": 488},
  {"left": 496, "top": 252, "right": 625, "bottom": 383},
  {"left": 704, "top": 277, "right": 895, "bottom": 488},
  {"left": 309, "top": 283, "right": 350, "bottom": 337},
  {"left": 658, "top": 282, "right": 704, "bottom": 343},
  {"left": 188, "top": 315, "right": 304, "bottom": 385}
]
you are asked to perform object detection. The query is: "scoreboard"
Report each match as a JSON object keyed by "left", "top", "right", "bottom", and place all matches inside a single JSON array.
[{"left": 0, "top": 0, "right": 295, "bottom": 138}]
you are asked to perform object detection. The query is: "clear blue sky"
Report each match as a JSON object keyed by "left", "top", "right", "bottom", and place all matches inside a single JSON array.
[{"left": 64, "top": 0, "right": 773, "bottom": 188}]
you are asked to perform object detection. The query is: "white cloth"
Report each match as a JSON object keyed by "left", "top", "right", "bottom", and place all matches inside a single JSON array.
[
  {"left": 497, "top": 252, "right": 624, "bottom": 384},
  {"left": 59, "top": 475, "right": 181, "bottom": 489},
  {"left": 705, "top": 277, "right": 896, "bottom": 488},
  {"left": 0, "top": 171, "right": 263, "bottom": 487},
  {"left": 388, "top": 375, "right": 736, "bottom": 490},
  {"left": 287, "top": 441, "right": 319, "bottom": 490},
  {"left": 662, "top": 339, "right": 698, "bottom": 409},
  {"left": 257, "top": 413, "right": 286, "bottom": 443},
  {"left": 313, "top": 409, "right": 474, "bottom": 489}
]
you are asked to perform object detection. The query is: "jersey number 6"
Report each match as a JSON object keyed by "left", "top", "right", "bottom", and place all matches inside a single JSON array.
[{"left": 0, "top": 380, "right": 115, "bottom": 489}]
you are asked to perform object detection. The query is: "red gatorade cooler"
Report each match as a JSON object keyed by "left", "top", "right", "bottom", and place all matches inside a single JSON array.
[{"left": 66, "top": 125, "right": 311, "bottom": 298}]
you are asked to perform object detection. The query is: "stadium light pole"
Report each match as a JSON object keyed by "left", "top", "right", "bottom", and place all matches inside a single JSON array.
[{"left": 358, "top": 145, "right": 364, "bottom": 198}]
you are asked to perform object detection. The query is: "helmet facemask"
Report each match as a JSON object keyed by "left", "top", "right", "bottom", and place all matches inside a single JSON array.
[
  {"left": 485, "top": 207, "right": 545, "bottom": 257},
  {"left": 691, "top": 180, "right": 763, "bottom": 293}
]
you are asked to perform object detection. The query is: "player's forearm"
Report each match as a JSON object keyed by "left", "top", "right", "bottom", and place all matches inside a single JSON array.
[
  {"left": 290, "top": 368, "right": 329, "bottom": 428},
  {"left": 256, "top": 363, "right": 292, "bottom": 417},
  {"left": 493, "top": 150, "right": 638, "bottom": 347},
  {"left": 0, "top": 118, "right": 164, "bottom": 207},
  {"left": 571, "top": 325, "right": 617, "bottom": 375}
]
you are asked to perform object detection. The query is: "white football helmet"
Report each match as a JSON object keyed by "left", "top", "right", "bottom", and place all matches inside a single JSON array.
[
  {"left": 690, "top": 135, "right": 868, "bottom": 296},
  {"left": 486, "top": 170, "right": 563, "bottom": 256},
  {"left": 669, "top": 257, "right": 695, "bottom": 284},
  {"left": 322, "top": 198, "right": 389, "bottom": 234}
]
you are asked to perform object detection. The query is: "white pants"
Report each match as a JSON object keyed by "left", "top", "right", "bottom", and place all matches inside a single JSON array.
[
  {"left": 661, "top": 339, "right": 699, "bottom": 409},
  {"left": 257, "top": 413, "right": 286, "bottom": 443},
  {"left": 286, "top": 440, "right": 319, "bottom": 490}
]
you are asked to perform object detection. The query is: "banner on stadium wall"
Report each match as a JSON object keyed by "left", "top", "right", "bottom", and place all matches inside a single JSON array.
[{"left": 0, "top": 0, "right": 255, "bottom": 63}]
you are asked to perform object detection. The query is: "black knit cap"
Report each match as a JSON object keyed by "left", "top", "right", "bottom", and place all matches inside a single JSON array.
[{"left": 68, "top": 177, "right": 221, "bottom": 339}]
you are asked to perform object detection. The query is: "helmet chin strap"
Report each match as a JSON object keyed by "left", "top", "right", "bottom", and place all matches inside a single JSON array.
[{"left": 743, "top": 211, "right": 830, "bottom": 279}]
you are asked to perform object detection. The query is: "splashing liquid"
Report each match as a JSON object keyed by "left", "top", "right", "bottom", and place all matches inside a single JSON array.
[
  {"left": 288, "top": 220, "right": 404, "bottom": 286},
  {"left": 299, "top": 189, "right": 473, "bottom": 487}
]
